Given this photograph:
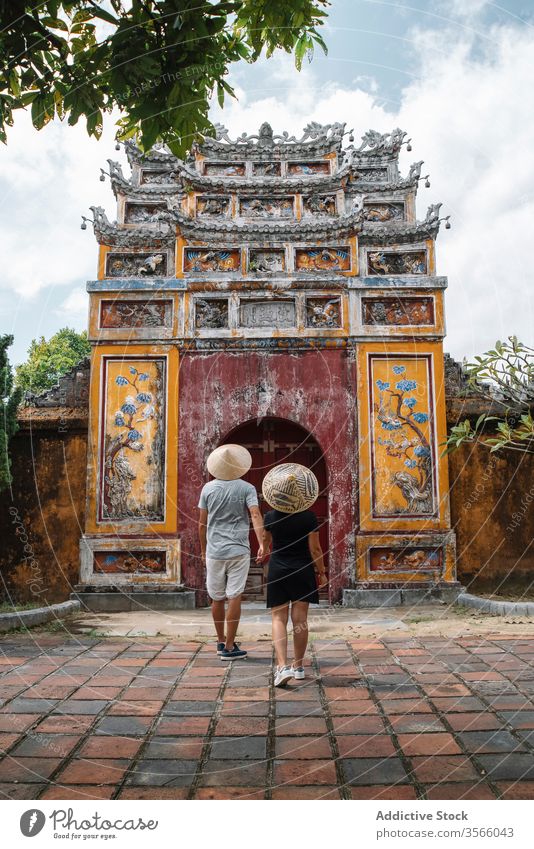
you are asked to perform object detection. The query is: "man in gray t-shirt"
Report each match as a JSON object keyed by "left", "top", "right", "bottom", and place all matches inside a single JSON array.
[{"left": 198, "top": 444, "right": 263, "bottom": 660}]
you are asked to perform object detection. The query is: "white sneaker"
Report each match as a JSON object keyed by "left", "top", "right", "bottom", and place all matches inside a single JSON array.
[
  {"left": 292, "top": 666, "right": 305, "bottom": 680},
  {"left": 274, "top": 665, "right": 293, "bottom": 688}
]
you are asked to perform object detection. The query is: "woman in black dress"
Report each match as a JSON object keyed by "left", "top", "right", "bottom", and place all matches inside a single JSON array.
[{"left": 259, "top": 463, "right": 327, "bottom": 687}]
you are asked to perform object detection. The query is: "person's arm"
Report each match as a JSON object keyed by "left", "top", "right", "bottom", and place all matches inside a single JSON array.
[
  {"left": 198, "top": 508, "right": 208, "bottom": 560},
  {"left": 258, "top": 528, "right": 272, "bottom": 565},
  {"left": 249, "top": 505, "right": 265, "bottom": 561},
  {"left": 308, "top": 531, "right": 327, "bottom": 588}
]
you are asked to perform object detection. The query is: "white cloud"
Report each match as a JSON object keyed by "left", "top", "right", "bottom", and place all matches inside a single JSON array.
[{"left": 55, "top": 289, "right": 89, "bottom": 319}]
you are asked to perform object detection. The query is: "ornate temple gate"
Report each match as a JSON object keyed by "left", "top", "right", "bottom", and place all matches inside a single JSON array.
[{"left": 76, "top": 121, "right": 460, "bottom": 610}]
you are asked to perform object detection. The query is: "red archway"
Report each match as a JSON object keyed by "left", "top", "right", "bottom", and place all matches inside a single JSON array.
[{"left": 221, "top": 417, "right": 328, "bottom": 600}]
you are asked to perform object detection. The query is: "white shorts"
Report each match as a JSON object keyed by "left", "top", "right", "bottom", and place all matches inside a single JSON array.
[{"left": 206, "top": 555, "right": 250, "bottom": 601}]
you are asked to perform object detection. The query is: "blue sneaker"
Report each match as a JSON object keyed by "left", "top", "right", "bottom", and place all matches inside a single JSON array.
[
  {"left": 220, "top": 644, "right": 248, "bottom": 661},
  {"left": 216, "top": 641, "right": 226, "bottom": 655}
]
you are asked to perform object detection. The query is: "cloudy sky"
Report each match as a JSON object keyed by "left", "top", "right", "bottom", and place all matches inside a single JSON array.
[{"left": 1, "top": 0, "right": 533, "bottom": 366}]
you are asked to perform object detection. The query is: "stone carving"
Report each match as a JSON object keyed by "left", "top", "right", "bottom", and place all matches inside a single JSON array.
[
  {"left": 252, "top": 162, "right": 281, "bottom": 176},
  {"left": 106, "top": 252, "right": 168, "bottom": 277},
  {"left": 100, "top": 300, "right": 172, "bottom": 329},
  {"left": 239, "top": 197, "right": 294, "bottom": 218},
  {"left": 125, "top": 203, "right": 168, "bottom": 224},
  {"left": 101, "top": 359, "right": 165, "bottom": 522},
  {"left": 304, "top": 194, "right": 337, "bottom": 216},
  {"left": 362, "top": 297, "right": 434, "bottom": 326},
  {"left": 373, "top": 360, "right": 434, "bottom": 515},
  {"left": 195, "top": 298, "right": 229, "bottom": 328},
  {"left": 363, "top": 202, "right": 404, "bottom": 222},
  {"left": 443, "top": 354, "right": 471, "bottom": 397},
  {"left": 369, "top": 547, "right": 442, "bottom": 572},
  {"left": 240, "top": 300, "right": 296, "bottom": 328},
  {"left": 184, "top": 248, "right": 240, "bottom": 272},
  {"left": 357, "top": 128, "right": 407, "bottom": 155},
  {"left": 94, "top": 550, "right": 166, "bottom": 574},
  {"left": 287, "top": 161, "right": 331, "bottom": 176},
  {"left": 367, "top": 250, "right": 426, "bottom": 275},
  {"left": 141, "top": 169, "right": 179, "bottom": 184},
  {"left": 248, "top": 249, "right": 285, "bottom": 273},
  {"left": 353, "top": 168, "right": 388, "bottom": 182},
  {"left": 196, "top": 196, "right": 231, "bottom": 217},
  {"left": 209, "top": 121, "right": 346, "bottom": 150},
  {"left": 23, "top": 357, "right": 90, "bottom": 408},
  {"left": 295, "top": 246, "right": 351, "bottom": 272},
  {"left": 306, "top": 297, "right": 341, "bottom": 328},
  {"left": 204, "top": 162, "right": 245, "bottom": 176},
  {"left": 90, "top": 206, "right": 175, "bottom": 248}
]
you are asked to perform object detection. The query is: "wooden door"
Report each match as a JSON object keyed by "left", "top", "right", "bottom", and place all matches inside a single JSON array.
[{"left": 224, "top": 419, "right": 328, "bottom": 600}]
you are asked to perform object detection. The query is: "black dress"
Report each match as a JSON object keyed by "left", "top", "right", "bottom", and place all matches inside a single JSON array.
[{"left": 264, "top": 509, "right": 320, "bottom": 608}]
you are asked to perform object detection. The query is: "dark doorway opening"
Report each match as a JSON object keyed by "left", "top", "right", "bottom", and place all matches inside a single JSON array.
[{"left": 221, "top": 418, "right": 328, "bottom": 600}]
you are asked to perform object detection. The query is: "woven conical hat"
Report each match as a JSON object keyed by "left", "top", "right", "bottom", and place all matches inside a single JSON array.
[
  {"left": 262, "top": 463, "right": 319, "bottom": 514},
  {"left": 207, "top": 444, "right": 252, "bottom": 480}
]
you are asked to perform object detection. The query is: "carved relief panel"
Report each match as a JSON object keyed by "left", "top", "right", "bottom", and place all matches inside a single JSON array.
[
  {"left": 369, "top": 355, "right": 437, "bottom": 518},
  {"left": 367, "top": 250, "right": 427, "bottom": 275},
  {"left": 362, "top": 202, "right": 404, "bottom": 223},
  {"left": 105, "top": 252, "right": 168, "bottom": 278},
  {"left": 183, "top": 248, "right": 240, "bottom": 273},
  {"left": 252, "top": 162, "right": 281, "bottom": 176},
  {"left": 238, "top": 196, "right": 294, "bottom": 218},
  {"left": 287, "top": 161, "right": 331, "bottom": 176},
  {"left": 204, "top": 161, "right": 245, "bottom": 176},
  {"left": 248, "top": 248, "right": 286, "bottom": 273},
  {"left": 100, "top": 299, "right": 173, "bottom": 329},
  {"left": 196, "top": 196, "right": 231, "bottom": 217},
  {"left": 362, "top": 296, "right": 435, "bottom": 327},
  {"left": 94, "top": 549, "right": 167, "bottom": 575},
  {"left": 303, "top": 194, "right": 337, "bottom": 216},
  {"left": 352, "top": 167, "right": 388, "bottom": 182},
  {"left": 99, "top": 357, "right": 166, "bottom": 523},
  {"left": 305, "top": 297, "right": 341, "bottom": 328},
  {"left": 240, "top": 300, "right": 296, "bottom": 328},
  {"left": 124, "top": 203, "right": 168, "bottom": 224},
  {"left": 368, "top": 546, "right": 442, "bottom": 573},
  {"left": 295, "top": 246, "right": 351, "bottom": 272},
  {"left": 195, "top": 298, "right": 229, "bottom": 329},
  {"left": 140, "top": 169, "right": 177, "bottom": 185}
]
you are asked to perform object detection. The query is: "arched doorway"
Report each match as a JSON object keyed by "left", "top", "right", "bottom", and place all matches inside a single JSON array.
[{"left": 221, "top": 418, "right": 328, "bottom": 600}]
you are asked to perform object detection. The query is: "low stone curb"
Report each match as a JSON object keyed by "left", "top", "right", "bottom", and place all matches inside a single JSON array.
[
  {"left": 456, "top": 592, "right": 534, "bottom": 618},
  {"left": 0, "top": 600, "right": 81, "bottom": 633}
]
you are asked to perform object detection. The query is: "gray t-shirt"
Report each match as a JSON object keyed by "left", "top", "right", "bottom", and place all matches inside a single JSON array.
[{"left": 198, "top": 478, "right": 259, "bottom": 559}]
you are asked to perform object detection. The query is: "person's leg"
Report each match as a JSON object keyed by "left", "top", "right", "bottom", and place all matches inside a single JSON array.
[
  {"left": 290, "top": 601, "right": 310, "bottom": 667},
  {"left": 224, "top": 555, "right": 250, "bottom": 649},
  {"left": 211, "top": 600, "right": 226, "bottom": 643},
  {"left": 225, "top": 594, "right": 242, "bottom": 649},
  {"left": 206, "top": 559, "right": 226, "bottom": 643},
  {"left": 271, "top": 603, "right": 290, "bottom": 668}
]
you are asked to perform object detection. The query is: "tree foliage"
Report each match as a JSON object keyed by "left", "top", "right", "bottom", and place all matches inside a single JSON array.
[
  {"left": 445, "top": 336, "right": 534, "bottom": 455},
  {"left": 0, "top": 0, "right": 329, "bottom": 154},
  {"left": 15, "top": 327, "right": 91, "bottom": 397},
  {"left": 0, "top": 335, "right": 22, "bottom": 492}
]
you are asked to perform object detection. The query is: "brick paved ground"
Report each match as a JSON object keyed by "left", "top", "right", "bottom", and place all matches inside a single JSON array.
[{"left": 1, "top": 634, "right": 534, "bottom": 800}]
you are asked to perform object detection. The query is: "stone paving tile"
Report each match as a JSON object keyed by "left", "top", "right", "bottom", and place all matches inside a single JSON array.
[
  {"left": 126, "top": 759, "right": 198, "bottom": 787},
  {"left": 200, "top": 760, "right": 267, "bottom": 787},
  {"left": 1, "top": 634, "right": 534, "bottom": 800},
  {"left": 342, "top": 757, "right": 410, "bottom": 786},
  {"left": 410, "top": 755, "right": 481, "bottom": 783},
  {"left": 458, "top": 730, "right": 527, "bottom": 754}
]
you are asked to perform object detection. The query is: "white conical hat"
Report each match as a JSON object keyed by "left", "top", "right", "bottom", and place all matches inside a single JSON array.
[
  {"left": 207, "top": 444, "right": 252, "bottom": 481},
  {"left": 262, "top": 463, "right": 319, "bottom": 514}
]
